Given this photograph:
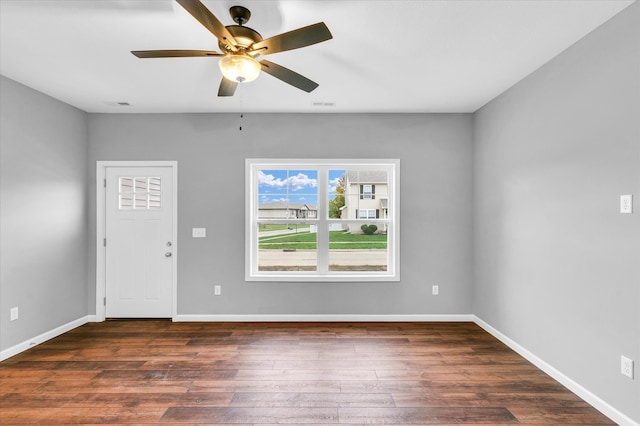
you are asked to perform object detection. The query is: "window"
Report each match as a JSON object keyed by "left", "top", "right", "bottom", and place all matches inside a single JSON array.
[
  {"left": 362, "top": 184, "right": 374, "bottom": 199},
  {"left": 246, "top": 159, "right": 399, "bottom": 281},
  {"left": 358, "top": 209, "right": 378, "bottom": 219},
  {"left": 118, "top": 177, "right": 161, "bottom": 210}
]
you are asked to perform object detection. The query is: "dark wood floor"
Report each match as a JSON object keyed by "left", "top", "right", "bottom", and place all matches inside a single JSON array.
[{"left": 0, "top": 321, "right": 613, "bottom": 425}]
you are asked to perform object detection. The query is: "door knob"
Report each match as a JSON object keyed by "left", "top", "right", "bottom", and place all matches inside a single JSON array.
[{"left": 165, "top": 252, "right": 172, "bottom": 257}]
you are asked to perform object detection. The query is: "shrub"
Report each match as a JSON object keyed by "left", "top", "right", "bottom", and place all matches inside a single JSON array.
[{"left": 361, "top": 224, "right": 378, "bottom": 235}]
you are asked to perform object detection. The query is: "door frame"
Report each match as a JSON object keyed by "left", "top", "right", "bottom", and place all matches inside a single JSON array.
[{"left": 96, "top": 161, "right": 178, "bottom": 322}]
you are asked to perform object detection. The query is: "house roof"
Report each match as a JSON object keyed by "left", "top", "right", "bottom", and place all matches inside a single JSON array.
[
  {"left": 259, "top": 202, "right": 317, "bottom": 210},
  {"left": 345, "top": 171, "right": 388, "bottom": 184}
]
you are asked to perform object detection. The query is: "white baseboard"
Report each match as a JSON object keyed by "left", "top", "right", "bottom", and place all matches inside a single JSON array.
[
  {"left": 174, "top": 314, "right": 474, "bottom": 322},
  {"left": 474, "top": 315, "right": 638, "bottom": 426},
  {"left": 0, "top": 315, "right": 91, "bottom": 362}
]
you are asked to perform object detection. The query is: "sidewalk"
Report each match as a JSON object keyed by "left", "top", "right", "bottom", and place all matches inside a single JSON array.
[
  {"left": 258, "top": 227, "right": 309, "bottom": 238},
  {"left": 258, "top": 249, "right": 387, "bottom": 267}
]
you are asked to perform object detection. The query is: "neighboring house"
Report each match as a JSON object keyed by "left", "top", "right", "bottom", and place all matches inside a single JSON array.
[
  {"left": 340, "top": 171, "right": 388, "bottom": 233},
  {"left": 258, "top": 201, "right": 317, "bottom": 219}
]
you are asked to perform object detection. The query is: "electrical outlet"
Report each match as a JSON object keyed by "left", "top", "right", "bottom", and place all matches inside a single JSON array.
[
  {"left": 620, "top": 195, "right": 633, "bottom": 213},
  {"left": 621, "top": 355, "right": 634, "bottom": 379},
  {"left": 432, "top": 285, "right": 439, "bottom": 295},
  {"left": 10, "top": 307, "right": 19, "bottom": 321},
  {"left": 214, "top": 285, "right": 221, "bottom": 296}
]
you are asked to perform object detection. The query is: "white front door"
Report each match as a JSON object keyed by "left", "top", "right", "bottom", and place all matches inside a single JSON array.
[{"left": 105, "top": 166, "right": 174, "bottom": 317}]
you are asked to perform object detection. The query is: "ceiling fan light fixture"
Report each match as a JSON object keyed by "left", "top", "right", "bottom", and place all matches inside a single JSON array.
[{"left": 219, "top": 54, "right": 261, "bottom": 83}]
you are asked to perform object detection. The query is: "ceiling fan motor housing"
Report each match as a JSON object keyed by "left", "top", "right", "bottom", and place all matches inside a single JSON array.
[{"left": 219, "top": 25, "right": 263, "bottom": 52}]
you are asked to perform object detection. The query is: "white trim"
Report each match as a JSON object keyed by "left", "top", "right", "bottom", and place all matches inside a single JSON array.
[
  {"left": 0, "top": 316, "right": 90, "bottom": 361},
  {"left": 474, "top": 316, "right": 638, "bottom": 426},
  {"left": 96, "top": 161, "right": 178, "bottom": 322},
  {"left": 174, "top": 314, "right": 474, "bottom": 322}
]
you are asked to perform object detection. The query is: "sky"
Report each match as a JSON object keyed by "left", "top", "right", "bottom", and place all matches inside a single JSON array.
[{"left": 258, "top": 169, "right": 345, "bottom": 206}]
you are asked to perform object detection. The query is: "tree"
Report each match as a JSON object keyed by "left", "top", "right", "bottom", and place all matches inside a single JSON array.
[{"left": 328, "top": 174, "right": 346, "bottom": 218}]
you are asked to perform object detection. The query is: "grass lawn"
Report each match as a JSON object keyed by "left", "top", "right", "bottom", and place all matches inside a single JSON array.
[{"left": 259, "top": 230, "right": 387, "bottom": 250}]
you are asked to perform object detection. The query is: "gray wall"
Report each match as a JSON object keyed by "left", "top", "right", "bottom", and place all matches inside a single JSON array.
[
  {"left": 88, "top": 113, "right": 474, "bottom": 316},
  {"left": 0, "top": 76, "right": 89, "bottom": 350},
  {"left": 473, "top": 2, "right": 640, "bottom": 422}
]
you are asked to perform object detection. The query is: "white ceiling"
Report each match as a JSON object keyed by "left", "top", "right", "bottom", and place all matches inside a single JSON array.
[{"left": 0, "top": 0, "right": 634, "bottom": 113}]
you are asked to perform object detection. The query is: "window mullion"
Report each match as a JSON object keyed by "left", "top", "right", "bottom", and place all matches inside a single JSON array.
[
  {"left": 249, "top": 164, "right": 258, "bottom": 277},
  {"left": 316, "top": 167, "right": 329, "bottom": 273}
]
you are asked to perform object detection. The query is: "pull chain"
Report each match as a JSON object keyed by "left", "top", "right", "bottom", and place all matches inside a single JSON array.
[{"left": 239, "top": 83, "right": 244, "bottom": 131}]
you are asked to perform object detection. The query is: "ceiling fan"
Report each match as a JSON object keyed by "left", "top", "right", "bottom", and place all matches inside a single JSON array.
[{"left": 131, "top": 0, "right": 333, "bottom": 96}]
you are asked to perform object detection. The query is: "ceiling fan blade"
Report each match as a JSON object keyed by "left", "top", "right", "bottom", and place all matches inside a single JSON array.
[
  {"left": 251, "top": 22, "right": 332, "bottom": 55},
  {"left": 131, "top": 50, "right": 223, "bottom": 58},
  {"left": 176, "top": 0, "right": 238, "bottom": 51},
  {"left": 218, "top": 77, "right": 238, "bottom": 97},
  {"left": 259, "top": 60, "right": 319, "bottom": 93}
]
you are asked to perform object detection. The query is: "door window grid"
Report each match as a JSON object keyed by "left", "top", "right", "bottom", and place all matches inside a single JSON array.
[{"left": 119, "top": 177, "right": 161, "bottom": 210}]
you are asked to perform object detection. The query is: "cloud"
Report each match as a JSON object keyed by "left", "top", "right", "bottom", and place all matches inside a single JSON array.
[
  {"left": 288, "top": 173, "right": 317, "bottom": 191},
  {"left": 260, "top": 195, "right": 288, "bottom": 203},
  {"left": 258, "top": 170, "right": 317, "bottom": 191},
  {"left": 258, "top": 171, "right": 285, "bottom": 188}
]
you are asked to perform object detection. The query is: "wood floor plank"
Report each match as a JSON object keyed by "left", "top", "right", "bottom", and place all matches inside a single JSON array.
[
  {"left": 64, "top": 392, "right": 234, "bottom": 408},
  {"left": 508, "top": 406, "right": 617, "bottom": 424},
  {"left": 36, "top": 380, "right": 192, "bottom": 394},
  {"left": 188, "top": 379, "right": 342, "bottom": 393},
  {"left": 273, "top": 359, "right": 412, "bottom": 370},
  {"left": 229, "top": 391, "right": 396, "bottom": 408},
  {"left": 392, "top": 391, "right": 591, "bottom": 408},
  {"left": 235, "top": 368, "right": 378, "bottom": 381},
  {"left": 0, "top": 407, "right": 167, "bottom": 424},
  {"left": 337, "top": 406, "right": 518, "bottom": 424},
  {"left": 161, "top": 407, "right": 339, "bottom": 423},
  {"left": 141, "top": 360, "right": 274, "bottom": 370},
  {"left": 340, "top": 380, "right": 437, "bottom": 394},
  {"left": 0, "top": 321, "right": 615, "bottom": 425},
  {"left": 1, "top": 393, "right": 78, "bottom": 408},
  {"left": 95, "top": 368, "right": 238, "bottom": 381}
]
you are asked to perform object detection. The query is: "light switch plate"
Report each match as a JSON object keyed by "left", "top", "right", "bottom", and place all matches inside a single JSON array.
[
  {"left": 192, "top": 228, "right": 206, "bottom": 238},
  {"left": 621, "top": 355, "right": 634, "bottom": 379},
  {"left": 620, "top": 195, "right": 632, "bottom": 214}
]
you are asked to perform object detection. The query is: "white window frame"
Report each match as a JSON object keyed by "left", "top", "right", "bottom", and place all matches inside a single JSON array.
[{"left": 246, "top": 159, "right": 400, "bottom": 282}]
